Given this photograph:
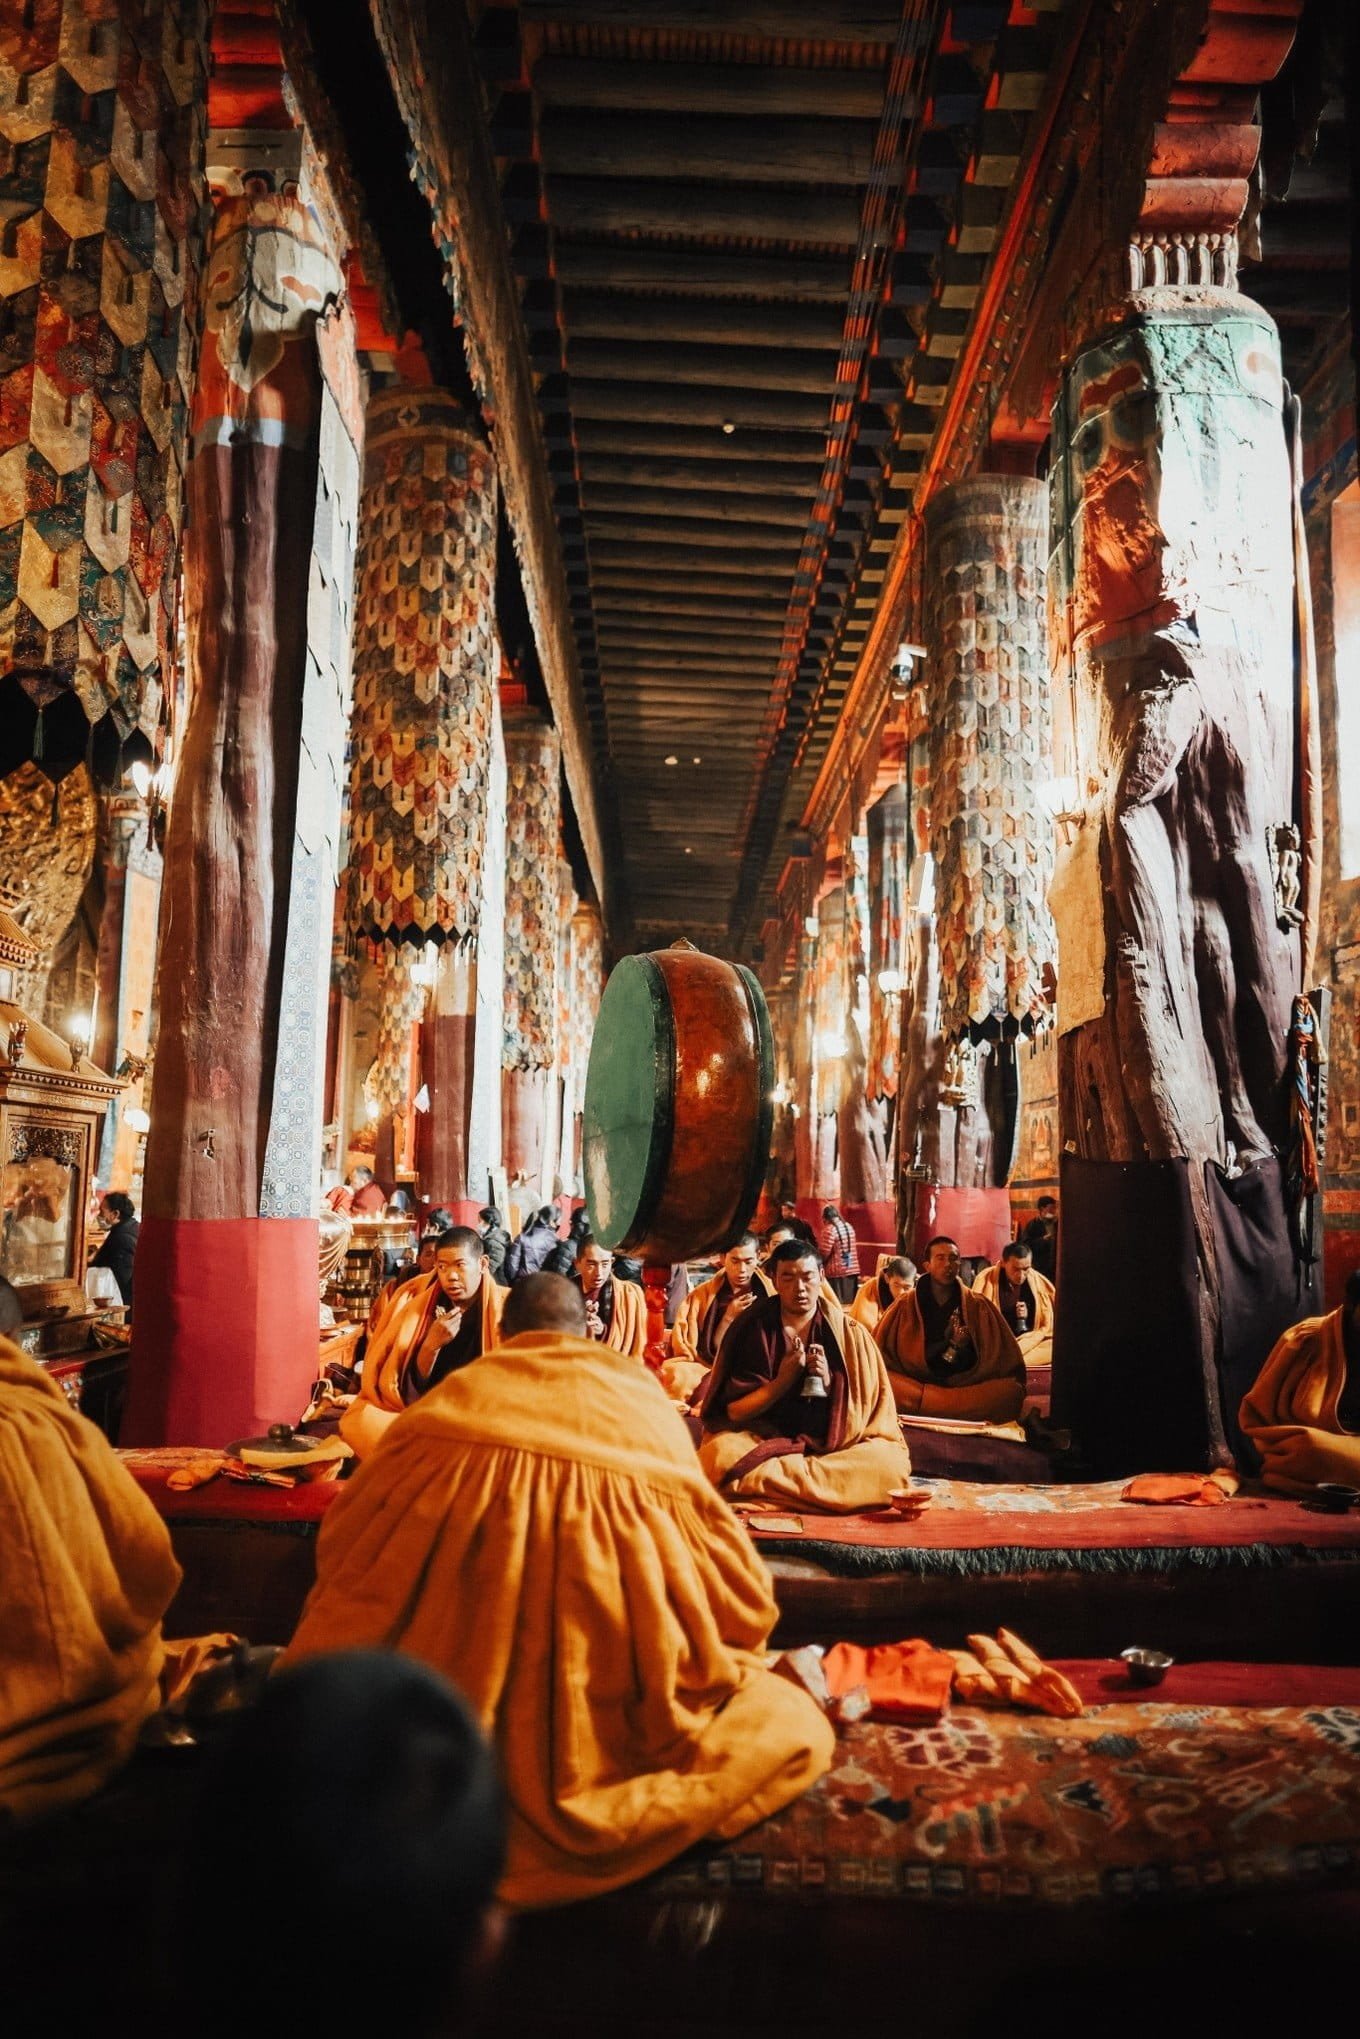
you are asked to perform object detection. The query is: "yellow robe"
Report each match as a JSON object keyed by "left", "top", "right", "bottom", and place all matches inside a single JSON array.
[
  {"left": 876, "top": 1283, "right": 1026, "bottom": 1422},
  {"left": 1239, "top": 1308, "right": 1360, "bottom": 1494},
  {"left": 698, "top": 1297, "right": 912, "bottom": 1511},
  {"left": 0, "top": 1343, "right": 181, "bottom": 1821},
  {"left": 848, "top": 1256, "right": 903, "bottom": 1334},
  {"left": 594, "top": 1276, "right": 647, "bottom": 1360},
  {"left": 672, "top": 1268, "right": 773, "bottom": 1366},
  {"left": 343, "top": 1269, "right": 503, "bottom": 1451},
  {"left": 287, "top": 1331, "right": 833, "bottom": 1907},
  {"left": 971, "top": 1263, "right": 1056, "bottom": 1372}
]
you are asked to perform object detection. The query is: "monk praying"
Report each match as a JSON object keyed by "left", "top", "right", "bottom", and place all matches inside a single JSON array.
[
  {"left": 341, "top": 1226, "right": 503, "bottom": 1458},
  {"left": 698, "top": 1239, "right": 912, "bottom": 1510},
  {"left": 287, "top": 1272, "right": 834, "bottom": 1907},
  {"left": 1239, "top": 1269, "right": 1360, "bottom": 1494},
  {"left": 876, "top": 1235, "right": 1026, "bottom": 1422},
  {"left": 972, "top": 1242, "right": 1055, "bottom": 1372},
  {"left": 673, "top": 1233, "right": 770, "bottom": 1367},
  {"left": 849, "top": 1254, "right": 917, "bottom": 1334},
  {"left": 574, "top": 1234, "right": 647, "bottom": 1359}
]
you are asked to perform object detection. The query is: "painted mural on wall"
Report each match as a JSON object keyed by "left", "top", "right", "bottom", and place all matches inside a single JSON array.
[
  {"left": 0, "top": 0, "right": 207, "bottom": 766},
  {"left": 0, "top": 758, "right": 95, "bottom": 1011},
  {"left": 347, "top": 385, "right": 498, "bottom": 951}
]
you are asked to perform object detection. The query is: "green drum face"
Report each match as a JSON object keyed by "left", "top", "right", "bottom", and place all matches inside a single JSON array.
[{"left": 583, "top": 945, "right": 773, "bottom": 1262}]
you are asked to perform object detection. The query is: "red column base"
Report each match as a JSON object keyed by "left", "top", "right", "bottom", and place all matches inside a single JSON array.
[{"left": 123, "top": 1215, "right": 321, "bottom": 1446}]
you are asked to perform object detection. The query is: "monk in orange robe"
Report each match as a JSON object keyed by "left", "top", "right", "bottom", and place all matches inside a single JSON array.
[
  {"left": 663, "top": 1234, "right": 771, "bottom": 1403},
  {"left": 877, "top": 1235, "right": 1025, "bottom": 1422},
  {"left": 698, "top": 1239, "right": 912, "bottom": 1510},
  {"left": 849, "top": 1254, "right": 917, "bottom": 1334},
  {"left": 341, "top": 1226, "right": 503, "bottom": 1459},
  {"left": 1239, "top": 1272, "right": 1360, "bottom": 1493},
  {"left": 287, "top": 1272, "right": 833, "bottom": 1907},
  {"left": 0, "top": 1339, "right": 182, "bottom": 1820},
  {"left": 972, "top": 1241, "right": 1056, "bottom": 1375},
  {"left": 575, "top": 1234, "right": 647, "bottom": 1359}
]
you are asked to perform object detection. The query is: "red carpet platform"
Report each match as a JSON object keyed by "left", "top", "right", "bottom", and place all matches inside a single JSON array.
[{"left": 120, "top": 1452, "right": 1360, "bottom": 1662}]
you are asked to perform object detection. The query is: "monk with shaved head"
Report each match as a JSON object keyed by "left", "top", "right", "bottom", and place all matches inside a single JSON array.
[
  {"left": 342, "top": 1226, "right": 503, "bottom": 1459},
  {"left": 288, "top": 1272, "right": 832, "bottom": 1907}
]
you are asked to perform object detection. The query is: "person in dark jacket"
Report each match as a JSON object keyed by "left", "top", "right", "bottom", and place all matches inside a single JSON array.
[
  {"left": 91, "top": 1192, "right": 139, "bottom": 1305},
  {"left": 502, "top": 1206, "right": 561, "bottom": 1284},
  {"left": 544, "top": 1205, "right": 590, "bottom": 1278},
  {"left": 478, "top": 1206, "right": 511, "bottom": 1285}
]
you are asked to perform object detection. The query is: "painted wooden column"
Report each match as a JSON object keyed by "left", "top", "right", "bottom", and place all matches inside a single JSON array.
[
  {"left": 0, "top": 0, "right": 207, "bottom": 779},
  {"left": 346, "top": 385, "right": 499, "bottom": 1213},
  {"left": 1048, "top": 288, "right": 1307, "bottom": 1471},
  {"left": 810, "top": 881, "right": 846, "bottom": 1203},
  {"left": 916, "top": 474, "right": 1054, "bottom": 1259},
  {"left": 501, "top": 716, "right": 562, "bottom": 1193},
  {"left": 128, "top": 149, "right": 360, "bottom": 1445},
  {"left": 837, "top": 831, "right": 890, "bottom": 1219}
]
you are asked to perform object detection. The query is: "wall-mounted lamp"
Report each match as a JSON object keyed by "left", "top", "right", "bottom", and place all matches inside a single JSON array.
[
  {"left": 67, "top": 1009, "right": 93, "bottom": 1068},
  {"left": 891, "top": 640, "right": 927, "bottom": 701},
  {"left": 1037, "top": 775, "right": 1084, "bottom": 847},
  {"left": 876, "top": 968, "right": 905, "bottom": 997},
  {"left": 817, "top": 1029, "right": 848, "bottom": 1061},
  {"left": 130, "top": 758, "right": 171, "bottom": 851},
  {"left": 803, "top": 913, "right": 820, "bottom": 939},
  {"left": 124, "top": 1106, "right": 151, "bottom": 1134}
]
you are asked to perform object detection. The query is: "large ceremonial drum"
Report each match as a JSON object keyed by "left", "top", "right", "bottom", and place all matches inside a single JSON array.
[{"left": 584, "top": 944, "right": 774, "bottom": 1262}]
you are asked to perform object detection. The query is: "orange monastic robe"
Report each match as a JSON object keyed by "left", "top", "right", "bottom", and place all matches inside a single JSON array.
[
  {"left": 593, "top": 1277, "right": 647, "bottom": 1360},
  {"left": 971, "top": 1262, "right": 1056, "bottom": 1372},
  {"left": 287, "top": 1330, "right": 833, "bottom": 1907},
  {"left": 0, "top": 1344, "right": 181, "bottom": 1821},
  {"left": 849, "top": 1256, "right": 904, "bottom": 1334},
  {"left": 698, "top": 1295, "right": 912, "bottom": 1511},
  {"left": 1239, "top": 1308, "right": 1360, "bottom": 1494},
  {"left": 876, "top": 1284, "right": 1026, "bottom": 1422},
  {"left": 663, "top": 1268, "right": 773, "bottom": 1404}
]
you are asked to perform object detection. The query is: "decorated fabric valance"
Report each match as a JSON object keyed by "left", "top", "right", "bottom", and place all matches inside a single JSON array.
[
  {"left": 867, "top": 784, "right": 907, "bottom": 1100},
  {"left": 502, "top": 716, "right": 561, "bottom": 1073},
  {"left": 925, "top": 476, "right": 1054, "bottom": 1042},
  {"left": 0, "top": 0, "right": 208, "bottom": 777},
  {"left": 347, "top": 384, "right": 498, "bottom": 950}
]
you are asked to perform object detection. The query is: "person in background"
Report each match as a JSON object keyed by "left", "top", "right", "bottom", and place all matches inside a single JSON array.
[
  {"left": 1020, "top": 1194, "right": 1059, "bottom": 1283},
  {"left": 502, "top": 1204, "right": 561, "bottom": 1284},
  {"left": 1240, "top": 1268, "right": 1360, "bottom": 1493},
  {"left": 174, "top": 1653, "right": 506, "bottom": 2039},
  {"left": 573, "top": 1234, "right": 647, "bottom": 1358},
  {"left": 342, "top": 1230, "right": 504, "bottom": 1459},
  {"left": 348, "top": 1165, "right": 388, "bottom": 1217},
  {"left": 478, "top": 1205, "right": 511, "bottom": 1284},
  {"left": 673, "top": 1234, "right": 769, "bottom": 1368},
  {"left": 876, "top": 1236, "right": 1025, "bottom": 1422},
  {"left": 545, "top": 1203, "right": 590, "bottom": 1278},
  {"left": 819, "top": 1202, "right": 861, "bottom": 1304},
  {"left": 849, "top": 1254, "right": 917, "bottom": 1334},
  {"left": 972, "top": 1241, "right": 1055, "bottom": 1372},
  {"left": 91, "top": 1190, "right": 139, "bottom": 1306}
]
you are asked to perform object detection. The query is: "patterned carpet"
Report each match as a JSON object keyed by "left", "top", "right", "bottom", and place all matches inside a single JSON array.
[{"left": 654, "top": 1693, "right": 1360, "bottom": 1907}]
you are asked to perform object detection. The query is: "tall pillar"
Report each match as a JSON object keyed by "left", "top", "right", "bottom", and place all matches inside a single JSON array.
[
  {"left": 810, "top": 882, "right": 845, "bottom": 1203},
  {"left": 837, "top": 832, "right": 891, "bottom": 1221},
  {"left": 128, "top": 148, "right": 361, "bottom": 1444},
  {"left": 866, "top": 784, "right": 908, "bottom": 1111},
  {"left": 791, "top": 928, "right": 817, "bottom": 1204},
  {"left": 0, "top": 0, "right": 206, "bottom": 779},
  {"left": 565, "top": 900, "right": 604, "bottom": 1192},
  {"left": 345, "top": 385, "right": 499, "bottom": 1214},
  {"left": 1048, "top": 287, "right": 1305, "bottom": 1470},
  {"left": 502, "top": 716, "right": 562, "bottom": 1195},
  {"left": 913, "top": 475, "right": 1053, "bottom": 1261},
  {"left": 93, "top": 790, "right": 162, "bottom": 1190}
]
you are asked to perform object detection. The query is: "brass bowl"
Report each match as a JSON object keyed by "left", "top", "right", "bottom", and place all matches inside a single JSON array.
[
  {"left": 1120, "top": 1647, "right": 1174, "bottom": 1687},
  {"left": 1313, "top": 1483, "right": 1360, "bottom": 1514}
]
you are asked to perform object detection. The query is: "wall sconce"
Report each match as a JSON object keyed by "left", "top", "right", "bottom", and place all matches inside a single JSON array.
[
  {"left": 817, "top": 1029, "right": 848, "bottom": 1061},
  {"left": 1037, "top": 775, "right": 1084, "bottom": 847},
  {"left": 124, "top": 1106, "right": 151, "bottom": 1134},
  {"left": 803, "top": 914, "right": 820, "bottom": 938},
  {"left": 130, "top": 758, "right": 171, "bottom": 851},
  {"left": 876, "top": 968, "right": 905, "bottom": 997},
  {"left": 891, "top": 640, "right": 927, "bottom": 701},
  {"left": 364, "top": 1097, "right": 381, "bottom": 1124},
  {"left": 410, "top": 949, "right": 439, "bottom": 990},
  {"left": 770, "top": 1080, "right": 789, "bottom": 1107},
  {"left": 67, "top": 1009, "right": 93, "bottom": 1068}
]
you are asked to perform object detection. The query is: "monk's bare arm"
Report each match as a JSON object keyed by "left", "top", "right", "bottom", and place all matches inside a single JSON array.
[{"left": 340, "top": 1398, "right": 399, "bottom": 1459}]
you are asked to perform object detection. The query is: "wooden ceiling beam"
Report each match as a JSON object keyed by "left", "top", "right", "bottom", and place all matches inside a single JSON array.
[
  {"left": 531, "top": 57, "right": 888, "bottom": 122},
  {"left": 583, "top": 486, "right": 809, "bottom": 529},
  {"left": 596, "top": 624, "right": 790, "bottom": 651},
  {"left": 590, "top": 586, "right": 791, "bottom": 619},
  {"left": 589, "top": 544, "right": 795, "bottom": 581},
  {"left": 578, "top": 452, "right": 822, "bottom": 495},
  {"left": 570, "top": 381, "right": 831, "bottom": 430},
  {"left": 562, "top": 293, "right": 845, "bottom": 351},
  {"left": 539, "top": 110, "right": 877, "bottom": 186},
  {"left": 567, "top": 338, "right": 838, "bottom": 394},
  {"left": 575, "top": 420, "right": 828, "bottom": 463},
  {"left": 552, "top": 243, "right": 851, "bottom": 299},
  {"left": 548, "top": 178, "right": 862, "bottom": 245},
  {"left": 587, "top": 524, "right": 802, "bottom": 562},
  {"left": 517, "top": 2, "right": 904, "bottom": 44}
]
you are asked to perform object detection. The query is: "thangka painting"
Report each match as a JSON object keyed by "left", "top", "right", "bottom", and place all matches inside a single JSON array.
[
  {"left": 0, "top": 0, "right": 208, "bottom": 760},
  {"left": 347, "top": 385, "right": 498, "bottom": 951}
]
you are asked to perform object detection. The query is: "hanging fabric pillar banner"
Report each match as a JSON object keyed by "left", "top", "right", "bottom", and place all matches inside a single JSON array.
[
  {"left": 867, "top": 783, "right": 908, "bottom": 1103},
  {"left": 465, "top": 694, "right": 506, "bottom": 1208},
  {"left": 502, "top": 716, "right": 562, "bottom": 1191},
  {"left": 0, "top": 1, "right": 208, "bottom": 776}
]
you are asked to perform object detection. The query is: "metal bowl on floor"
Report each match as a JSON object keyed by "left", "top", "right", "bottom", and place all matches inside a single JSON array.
[
  {"left": 1120, "top": 1647, "right": 1174, "bottom": 1687},
  {"left": 1312, "top": 1483, "right": 1360, "bottom": 1513}
]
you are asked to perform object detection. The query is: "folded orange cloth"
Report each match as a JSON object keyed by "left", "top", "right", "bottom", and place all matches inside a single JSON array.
[
  {"left": 164, "top": 1454, "right": 225, "bottom": 1492},
  {"left": 1122, "top": 1471, "right": 1239, "bottom": 1506},
  {"left": 823, "top": 1639, "right": 956, "bottom": 1722}
]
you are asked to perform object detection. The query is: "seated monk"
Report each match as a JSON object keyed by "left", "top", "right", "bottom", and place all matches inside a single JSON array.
[
  {"left": 664, "top": 1234, "right": 770, "bottom": 1405},
  {"left": 574, "top": 1233, "right": 647, "bottom": 1359},
  {"left": 849, "top": 1254, "right": 917, "bottom": 1334},
  {"left": 972, "top": 1241, "right": 1055, "bottom": 1373},
  {"left": 876, "top": 1235, "right": 1025, "bottom": 1422},
  {"left": 0, "top": 1330, "right": 182, "bottom": 1820},
  {"left": 1239, "top": 1270, "right": 1360, "bottom": 1494},
  {"left": 698, "top": 1239, "right": 913, "bottom": 1510},
  {"left": 286, "top": 1272, "right": 834, "bottom": 1907},
  {"left": 341, "top": 1226, "right": 503, "bottom": 1459}
]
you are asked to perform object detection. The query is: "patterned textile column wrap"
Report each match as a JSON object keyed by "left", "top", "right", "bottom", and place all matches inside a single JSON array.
[
  {"left": 838, "top": 833, "right": 889, "bottom": 1210},
  {"left": 811, "top": 884, "right": 846, "bottom": 1200},
  {"left": 924, "top": 476, "right": 1053, "bottom": 1201},
  {"left": 127, "top": 176, "right": 348, "bottom": 1447},
  {"left": 867, "top": 783, "right": 907, "bottom": 1104},
  {"left": 553, "top": 857, "right": 576, "bottom": 1188},
  {"left": 563, "top": 900, "right": 602, "bottom": 1193},
  {"left": 0, "top": 0, "right": 207, "bottom": 775},
  {"left": 1047, "top": 290, "right": 1305, "bottom": 1472},
  {"left": 792, "top": 928, "right": 816, "bottom": 1200},
  {"left": 502, "top": 716, "right": 561, "bottom": 1189},
  {"left": 346, "top": 384, "right": 498, "bottom": 1211}
]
